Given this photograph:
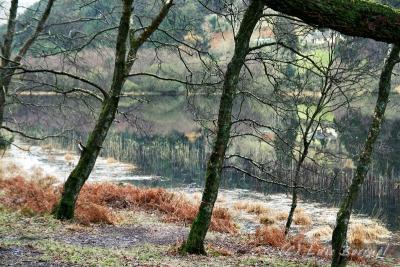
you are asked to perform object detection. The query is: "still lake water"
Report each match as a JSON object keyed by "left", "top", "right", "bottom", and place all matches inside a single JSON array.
[{"left": 8, "top": 95, "right": 400, "bottom": 241}]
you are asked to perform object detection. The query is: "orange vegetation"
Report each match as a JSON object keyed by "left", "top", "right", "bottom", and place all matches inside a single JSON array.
[
  {"left": 0, "top": 176, "right": 236, "bottom": 233},
  {"left": 253, "top": 226, "right": 367, "bottom": 264},
  {"left": 348, "top": 223, "right": 390, "bottom": 247},
  {"left": 254, "top": 226, "right": 286, "bottom": 247}
]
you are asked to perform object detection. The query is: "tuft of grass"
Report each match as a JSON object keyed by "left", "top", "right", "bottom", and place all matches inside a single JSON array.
[
  {"left": 306, "top": 226, "right": 332, "bottom": 241},
  {"left": 275, "top": 211, "right": 289, "bottom": 221},
  {"left": 106, "top": 157, "right": 118, "bottom": 164},
  {"left": 259, "top": 213, "right": 277, "bottom": 225},
  {"left": 348, "top": 223, "right": 390, "bottom": 247},
  {"left": 293, "top": 211, "right": 313, "bottom": 226},
  {"left": 233, "top": 201, "right": 270, "bottom": 215},
  {"left": 35, "top": 240, "right": 163, "bottom": 266},
  {"left": 64, "top": 152, "right": 75, "bottom": 161}
]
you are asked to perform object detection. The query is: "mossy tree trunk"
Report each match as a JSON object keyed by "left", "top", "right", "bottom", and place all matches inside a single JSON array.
[
  {"left": 55, "top": 0, "right": 173, "bottom": 220},
  {"left": 331, "top": 44, "right": 400, "bottom": 267},
  {"left": 181, "top": 0, "right": 265, "bottom": 255},
  {"left": 264, "top": 0, "right": 400, "bottom": 45}
]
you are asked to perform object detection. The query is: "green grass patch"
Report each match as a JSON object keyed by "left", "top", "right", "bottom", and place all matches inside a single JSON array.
[{"left": 297, "top": 104, "right": 334, "bottom": 123}]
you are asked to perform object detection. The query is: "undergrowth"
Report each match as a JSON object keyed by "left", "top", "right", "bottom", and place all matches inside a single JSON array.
[
  {"left": 0, "top": 176, "right": 236, "bottom": 233},
  {"left": 252, "top": 225, "right": 390, "bottom": 266}
]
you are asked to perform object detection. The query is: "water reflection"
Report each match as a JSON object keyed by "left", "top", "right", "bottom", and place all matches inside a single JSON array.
[{"left": 9, "top": 95, "right": 400, "bottom": 233}]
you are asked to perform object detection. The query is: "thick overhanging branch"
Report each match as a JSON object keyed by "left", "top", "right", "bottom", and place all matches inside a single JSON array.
[{"left": 264, "top": 0, "right": 400, "bottom": 44}]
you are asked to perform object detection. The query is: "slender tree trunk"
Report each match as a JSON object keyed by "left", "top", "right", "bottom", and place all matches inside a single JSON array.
[
  {"left": 285, "top": 146, "right": 308, "bottom": 234},
  {"left": 0, "top": 80, "right": 5, "bottom": 129},
  {"left": 0, "top": 0, "right": 18, "bottom": 129},
  {"left": 0, "top": 0, "right": 55, "bottom": 129},
  {"left": 55, "top": 0, "right": 133, "bottom": 219},
  {"left": 55, "top": 0, "right": 173, "bottom": 220},
  {"left": 331, "top": 45, "right": 400, "bottom": 267},
  {"left": 181, "top": 0, "right": 265, "bottom": 255}
]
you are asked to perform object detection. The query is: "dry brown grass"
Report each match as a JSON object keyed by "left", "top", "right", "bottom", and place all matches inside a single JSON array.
[
  {"left": 64, "top": 152, "right": 75, "bottom": 161},
  {"left": 293, "top": 210, "right": 313, "bottom": 226},
  {"left": 275, "top": 211, "right": 288, "bottom": 221},
  {"left": 254, "top": 225, "right": 286, "bottom": 247},
  {"left": 254, "top": 226, "right": 330, "bottom": 260},
  {"left": 0, "top": 176, "right": 237, "bottom": 233},
  {"left": 253, "top": 226, "right": 368, "bottom": 265},
  {"left": 233, "top": 201, "right": 270, "bottom": 215},
  {"left": 0, "top": 176, "right": 59, "bottom": 213},
  {"left": 106, "top": 157, "right": 118, "bottom": 164},
  {"left": 259, "top": 213, "right": 276, "bottom": 225},
  {"left": 348, "top": 223, "right": 390, "bottom": 247},
  {"left": 306, "top": 226, "right": 333, "bottom": 241}
]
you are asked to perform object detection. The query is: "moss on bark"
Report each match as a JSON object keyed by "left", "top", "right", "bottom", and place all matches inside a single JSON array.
[
  {"left": 181, "top": 0, "right": 265, "bottom": 254},
  {"left": 331, "top": 44, "right": 400, "bottom": 267},
  {"left": 264, "top": 0, "right": 400, "bottom": 45}
]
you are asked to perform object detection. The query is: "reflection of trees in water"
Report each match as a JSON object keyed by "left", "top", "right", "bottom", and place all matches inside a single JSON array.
[
  {"left": 34, "top": 121, "right": 400, "bottom": 230},
  {"left": 339, "top": 108, "right": 400, "bottom": 176}
]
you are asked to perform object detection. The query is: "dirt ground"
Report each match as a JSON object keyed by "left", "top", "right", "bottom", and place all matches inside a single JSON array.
[{"left": 0, "top": 208, "right": 343, "bottom": 267}]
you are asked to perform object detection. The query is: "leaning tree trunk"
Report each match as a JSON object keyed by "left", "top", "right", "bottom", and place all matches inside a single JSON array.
[
  {"left": 55, "top": 0, "right": 133, "bottom": 219},
  {"left": 331, "top": 44, "right": 400, "bottom": 267},
  {"left": 285, "top": 151, "right": 307, "bottom": 234},
  {"left": 181, "top": 0, "right": 265, "bottom": 255},
  {"left": 55, "top": 0, "right": 173, "bottom": 220},
  {"left": 264, "top": 0, "right": 400, "bottom": 45}
]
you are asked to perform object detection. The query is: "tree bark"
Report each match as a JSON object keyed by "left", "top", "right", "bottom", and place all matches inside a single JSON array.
[
  {"left": 0, "top": 0, "right": 19, "bottom": 129},
  {"left": 55, "top": 0, "right": 173, "bottom": 220},
  {"left": 331, "top": 44, "right": 400, "bottom": 267},
  {"left": 181, "top": 0, "right": 265, "bottom": 255},
  {"left": 0, "top": 0, "right": 55, "bottom": 128},
  {"left": 264, "top": 0, "right": 400, "bottom": 45},
  {"left": 55, "top": 0, "right": 134, "bottom": 219},
  {"left": 285, "top": 153, "right": 304, "bottom": 234}
]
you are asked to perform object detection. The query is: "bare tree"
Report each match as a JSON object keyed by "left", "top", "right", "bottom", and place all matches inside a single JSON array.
[
  {"left": 55, "top": 0, "right": 174, "bottom": 220},
  {"left": 331, "top": 44, "right": 400, "bottom": 267},
  {"left": 0, "top": 0, "right": 56, "bottom": 131},
  {"left": 181, "top": 0, "right": 265, "bottom": 255}
]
